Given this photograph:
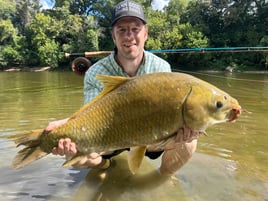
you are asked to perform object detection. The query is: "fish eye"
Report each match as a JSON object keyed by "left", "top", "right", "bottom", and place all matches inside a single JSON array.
[{"left": 216, "top": 101, "right": 223, "bottom": 109}]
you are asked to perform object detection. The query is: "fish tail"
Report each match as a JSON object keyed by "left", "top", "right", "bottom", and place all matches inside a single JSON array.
[
  {"left": 12, "top": 146, "right": 48, "bottom": 169},
  {"left": 8, "top": 129, "right": 48, "bottom": 169}
]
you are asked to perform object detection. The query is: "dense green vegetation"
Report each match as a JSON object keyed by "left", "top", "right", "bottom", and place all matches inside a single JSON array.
[{"left": 0, "top": 0, "right": 268, "bottom": 71}]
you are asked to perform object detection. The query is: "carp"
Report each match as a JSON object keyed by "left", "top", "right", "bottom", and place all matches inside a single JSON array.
[{"left": 8, "top": 72, "right": 241, "bottom": 173}]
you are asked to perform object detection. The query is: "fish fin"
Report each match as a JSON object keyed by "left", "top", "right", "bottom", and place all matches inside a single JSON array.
[
  {"left": 127, "top": 146, "right": 147, "bottom": 174},
  {"left": 62, "top": 153, "right": 85, "bottom": 167},
  {"left": 96, "top": 74, "right": 130, "bottom": 91},
  {"left": 7, "top": 129, "right": 44, "bottom": 147},
  {"left": 69, "top": 75, "right": 130, "bottom": 120},
  {"left": 7, "top": 129, "right": 49, "bottom": 169},
  {"left": 13, "top": 146, "right": 48, "bottom": 169}
]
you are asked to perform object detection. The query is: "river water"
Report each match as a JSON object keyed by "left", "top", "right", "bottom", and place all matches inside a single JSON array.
[{"left": 0, "top": 71, "right": 267, "bottom": 201}]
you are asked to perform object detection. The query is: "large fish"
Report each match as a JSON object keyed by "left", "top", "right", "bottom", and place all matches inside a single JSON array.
[{"left": 8, "top": 72, "right": 241, "bottom": 173}]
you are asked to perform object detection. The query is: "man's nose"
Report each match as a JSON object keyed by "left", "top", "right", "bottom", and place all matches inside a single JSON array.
[{"left": 126, "top": 29, "right": 134, "bottom": 38}]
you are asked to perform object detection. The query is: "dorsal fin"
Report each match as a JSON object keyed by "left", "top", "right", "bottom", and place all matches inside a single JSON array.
[
  {"left": 69, "top": 74, "right": 131, "bottom": 119},
  {"left": 96, "top": 74, "right": 130, "bottom": 93}
]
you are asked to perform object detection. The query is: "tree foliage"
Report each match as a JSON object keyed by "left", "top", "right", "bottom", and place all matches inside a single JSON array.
[
  {"left": 0, "top": 0, "right": 267, "bottom": 70},
  {"left": 0, "top": 19, "right": 24, "bottom": 66}
]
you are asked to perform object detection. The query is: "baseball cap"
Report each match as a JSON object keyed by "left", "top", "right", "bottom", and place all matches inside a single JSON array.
[{"left": 111, "top": 0, "right": 147, "bottom": 26}]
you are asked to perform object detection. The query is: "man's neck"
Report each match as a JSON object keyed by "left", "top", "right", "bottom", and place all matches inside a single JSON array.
[{"left": 115, "top": 52, "right": 144, "bottom": 77}]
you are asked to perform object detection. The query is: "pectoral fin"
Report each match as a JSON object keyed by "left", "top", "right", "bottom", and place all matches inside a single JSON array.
[{"left": 127, "top": 146, "right": 147, "bottom": 174}]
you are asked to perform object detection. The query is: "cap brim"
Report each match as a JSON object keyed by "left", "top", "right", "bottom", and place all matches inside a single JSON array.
[{"left": 112, "top": 16, "right": 146, "bottom": 26}]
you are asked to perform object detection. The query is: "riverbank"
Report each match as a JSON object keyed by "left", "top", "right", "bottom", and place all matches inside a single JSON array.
[
  {"left": 199, "top": 70, "right": 268, "bottom": 74},
  {"left": 3, "top": 66, "right": 51, "bottom": 72},
  {"left": 2, "top": 66, "right": 268, "bottom": 74}
]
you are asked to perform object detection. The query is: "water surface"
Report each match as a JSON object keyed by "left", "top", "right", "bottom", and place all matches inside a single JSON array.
[{"left": 0, "top": 71, "right": 267, "bottom": 201}]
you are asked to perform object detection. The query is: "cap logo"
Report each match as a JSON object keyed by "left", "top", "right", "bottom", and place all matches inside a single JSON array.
[
  {"left": 115, "top": 1, "right": 142, "bottom": 15},
  {"left": 111, "top": 0, "right": 146, "bottom": 26}
]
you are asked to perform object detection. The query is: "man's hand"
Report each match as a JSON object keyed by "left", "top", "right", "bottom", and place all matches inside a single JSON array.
[
  {"left": 46, "top": 119, "right": 106, "bottom": 169},
  {"left": 147, "top": 126, "right": 200, "bottom": 176},
  {"left": 159, "top": 138, "right": 197, "bottom": 175},
  {"left": 52, "top": 138, "right": 77, "bottom": 158},
  {"left": 45, "top": 118, "right": 69, "bottom": 132},
  {"left": 51, "top": 138, "right": 106, "bottom": 169},
  {"left": 160, "top": 127, "right": 199, "bottom": 175}
]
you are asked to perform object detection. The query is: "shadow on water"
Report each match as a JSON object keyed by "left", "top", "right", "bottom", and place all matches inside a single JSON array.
[
  {"left": 72, "top": 152, "right": 186, "bottom": 201},
  {"left": 2, "top": 150, "right": 265, "bottom": 201},
  {"left": 0, "top": 150, "right": 186, "bottom": 201},
  {"left": 0, "top": 154, "right": 89, "bottom": 201}
]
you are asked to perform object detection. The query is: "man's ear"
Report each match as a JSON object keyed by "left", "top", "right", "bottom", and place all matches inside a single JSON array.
[
  {"left": 144, "top": 26, "right": 148, "bottom": 41},
  {"left": 111, "top": 31, "right": 116, "bottom": 43}
]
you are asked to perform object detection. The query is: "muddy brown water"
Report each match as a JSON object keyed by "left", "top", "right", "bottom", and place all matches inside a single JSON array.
[{"left": 0, "top": 71, "right": 267, "bottom": 201}]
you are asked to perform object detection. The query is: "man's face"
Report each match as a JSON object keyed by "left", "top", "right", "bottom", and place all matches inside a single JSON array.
[{"left": 112, "top": 17, "right": 148, "bottom": 60}]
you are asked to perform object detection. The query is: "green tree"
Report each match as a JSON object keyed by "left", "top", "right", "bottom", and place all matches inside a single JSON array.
[
  {"left": 0, "top": 0, "right": 16, "bottom": 20},
  {"left": 165, "top": 0, "right": 189, "bottom": 24},
  {"left": 260, "top": 36, "right": 268, "bottom": 69},
  {"left": 146, "top": 9, "right": 170, "bottom": 50},
  {"left": 0, "top": 20, "right": 24, "bottom": 66},
  {"left": 0, "top": 0, "right": 267, "bottom": 70},
  {"left": 28, "top": 13, "right": 60, "bottom": 67},
  {"left": 14, "top": 0, "right": 41, "bottom": 32},
  {"left": 49, "top": 6, "right": 100, "bottom": 53}
]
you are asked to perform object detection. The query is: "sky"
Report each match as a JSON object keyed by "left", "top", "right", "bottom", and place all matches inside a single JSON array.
[
  {"left": 40, "top": 0, "right": 170, "bottom": 11},
  {"left": 39, "top": 0, "right": 54, "bottom": 10},
  {"left": 152, "top": 0, "right": 170, "bottom": 10}
]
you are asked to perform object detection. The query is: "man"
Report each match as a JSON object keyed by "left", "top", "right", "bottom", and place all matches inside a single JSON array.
[{"left": 46, "top": 0, "right": 197, "bottom": 174}]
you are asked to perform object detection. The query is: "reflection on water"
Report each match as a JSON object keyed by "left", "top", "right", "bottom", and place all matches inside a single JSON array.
[
  {"left": 73, "top": 152, "right": 185, "bottom": 201},
  {"left": 0, "top": 71, "right": 267, "bottom": 201}
]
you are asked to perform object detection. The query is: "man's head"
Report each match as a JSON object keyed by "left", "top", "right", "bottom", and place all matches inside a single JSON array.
[
  {"left": 111, "top": 0, "right": 147, "bottom": 27},
  {"left": 111, "top": 1, "right": 148, "bottom": 60}
]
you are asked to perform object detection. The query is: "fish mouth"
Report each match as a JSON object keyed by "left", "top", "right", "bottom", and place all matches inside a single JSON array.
[{"left": 228, "top": 105, "right": 242, "bottom": 122}]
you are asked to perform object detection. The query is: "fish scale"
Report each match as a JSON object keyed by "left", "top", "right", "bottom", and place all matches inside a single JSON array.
[{"left": 8, "top": 72, "right": 241, "bottom": 172}]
